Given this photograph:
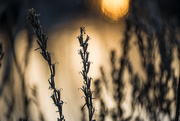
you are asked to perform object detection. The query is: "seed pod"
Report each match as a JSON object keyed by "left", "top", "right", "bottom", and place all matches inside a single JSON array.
[
  {"left": 51, "top": 64, "right": 55, "bottom": 76},
  {"left": 57, "top": 90, "right": 60, "bottom": 102},
  {"left": 81, "top": 70, "right": 87, "bottom": 82},
  {"left": 79, "top": 49, "right": 84, "bottom": 60},
  {"left": 84, "top": 35, "right": 90, "bottom": 45},
  {"left": 47, "top": 52, "right": 52, "bottom": 65},
  {"left": 87, "top": 77, "right": 92, "bottom": 89},
  {"left": 78, "top": 35, "right": 83, "bottom": 46},
  {"left": 50, "top": 75, "right": 55, "bottom": 88},
  {"left": 86, "top": 61, "right": 90, "bottom": 73},
  {"left": 51, "top": 94, "right": 56, "bottom": 105},
  {"left": 40, "top": 52, "right": 48, "bottom": 61},
  {"left": 83, "top": 43, "right": 88, "bottom": 53},
  {"left": 85, "top": 52, "right": 89, "bottom": 63},
  {"left": 83, "top": 61, "right": 86, "bottom": 72}
]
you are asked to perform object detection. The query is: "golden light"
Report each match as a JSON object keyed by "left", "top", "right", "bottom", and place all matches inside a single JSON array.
[{"left": 101, "top": 0, "right": 130, "bottom": 21}]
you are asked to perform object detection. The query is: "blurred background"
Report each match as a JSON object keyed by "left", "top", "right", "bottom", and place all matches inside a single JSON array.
[{"left": 0, "top": 0, "right": 180, "bottom": 121}]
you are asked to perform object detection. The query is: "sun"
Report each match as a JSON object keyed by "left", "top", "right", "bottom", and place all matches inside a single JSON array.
[{"left": 101, "top": 0, "right": 130, "bottom": 21}]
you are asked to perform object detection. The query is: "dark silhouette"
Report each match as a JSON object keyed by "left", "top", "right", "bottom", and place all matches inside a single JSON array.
[
  {"left": 0, "top": 0, "right": 180, "bottom": 121},
  {"left": 94, "top": 0, "right": 180, "bottom": 121},
  {"left": 78, "top": 27, "right": 96, "bottom": 121},
  {"left": 27, "top": 8, "right": 65, "bottom": 121}
]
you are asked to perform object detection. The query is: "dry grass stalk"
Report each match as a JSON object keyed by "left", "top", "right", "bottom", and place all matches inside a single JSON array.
[
  {"left": 77, "top": 27, "right": 95, "bottom": 121},
  {"left": 27, "top": 8, "right": 65, "bottom": 121}
]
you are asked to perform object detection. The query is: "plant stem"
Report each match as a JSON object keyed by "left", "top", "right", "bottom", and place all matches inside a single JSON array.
[
  {"left": 27, "top": 8, "right": 65, "bottom": 121},
  {"left": 77, "top": 27, "right": 95, "bottom": 121}
]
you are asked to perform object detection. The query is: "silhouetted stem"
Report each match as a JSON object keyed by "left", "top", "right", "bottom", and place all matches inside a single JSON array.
[
  {"left": 78, "top": 27, "right": 95, "bottom": 121},
  {"left": 27, "top": 8, "right": 65, "bottom": 121}
]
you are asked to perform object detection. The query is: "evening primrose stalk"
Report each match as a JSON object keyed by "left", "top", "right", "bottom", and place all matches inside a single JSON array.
[
  {"left": 78, "top": 27, "right": 95, "bottom": 121},
  {"left": 27, "top": 8, "right": 65, "bottom": 121}
]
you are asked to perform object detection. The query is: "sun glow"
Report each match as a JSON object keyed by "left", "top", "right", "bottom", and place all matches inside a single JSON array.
[{"left": 101, "top": 0, "right": 130, "bottom": 21}]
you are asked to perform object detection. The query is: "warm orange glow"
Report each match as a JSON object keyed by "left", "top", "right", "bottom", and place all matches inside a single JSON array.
[{"left": 101, "top": 0, "right": 130, "bottom": 21}]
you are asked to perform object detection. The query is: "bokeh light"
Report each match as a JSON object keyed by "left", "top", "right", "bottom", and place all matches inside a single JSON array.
[{"left": 101, "top": 0, "right": 130, "bottom": 21}]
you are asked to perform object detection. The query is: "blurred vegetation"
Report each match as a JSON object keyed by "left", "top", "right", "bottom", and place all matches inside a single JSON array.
[
  {"left": 94, "top": 0, "right": 180, "bottom": 121},
  {"left": 0, "top": 0, "right": 180, "bottom": 121}
]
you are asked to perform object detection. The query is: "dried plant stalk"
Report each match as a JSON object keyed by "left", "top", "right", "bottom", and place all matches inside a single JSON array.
[
  {"left": 78, "top": 27, "right": 95, "bottom": 121},
  {"left": 27, "top": 8, "right": 65, "bottom": 121}
]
